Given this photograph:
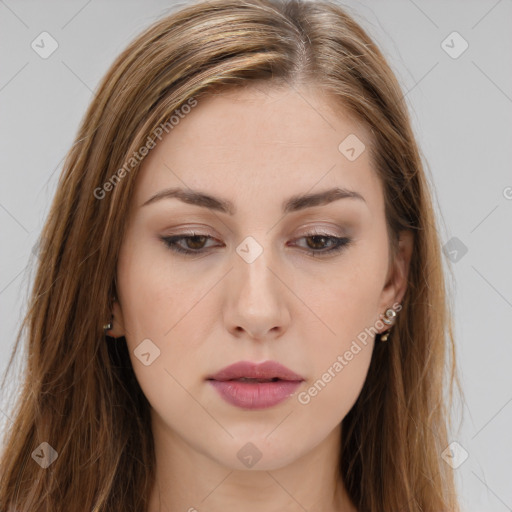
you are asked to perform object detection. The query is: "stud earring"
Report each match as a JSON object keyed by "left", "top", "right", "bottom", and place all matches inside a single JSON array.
[
  {"left": 103, "top": 315, "right": 113, "bottom": 335},
  {"left": 380, "top": 306, "right": 399, "bottom": 342},
  {"left": 382, "top": 308, "right": 397, "bottom": 325}
]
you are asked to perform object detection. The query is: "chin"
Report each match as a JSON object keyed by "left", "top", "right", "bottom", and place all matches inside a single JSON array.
[{"left": 206, "top": 435, "right": 308, "bottom": 471}]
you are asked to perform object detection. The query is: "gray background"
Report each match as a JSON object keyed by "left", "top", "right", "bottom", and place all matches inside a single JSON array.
[{"left": 1, "top": 1, "right": 511, "bottom": 510}]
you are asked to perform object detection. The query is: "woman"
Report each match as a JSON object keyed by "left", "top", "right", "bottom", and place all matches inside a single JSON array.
[{"left": 0, "top": 0, "right": 461, "bottom": 510}]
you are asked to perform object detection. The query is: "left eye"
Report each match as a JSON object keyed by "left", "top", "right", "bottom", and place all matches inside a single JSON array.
[
  {"left": 160, "top": 232, "right": 352, "bottom": 256},
  {"left": 292, "top": 234, "right": 352, "bottom": 255}
]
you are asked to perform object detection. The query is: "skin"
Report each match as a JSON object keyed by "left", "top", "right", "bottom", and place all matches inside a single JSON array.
[{"left": 110, "top": 84, "right": 413, "bottom": 512}]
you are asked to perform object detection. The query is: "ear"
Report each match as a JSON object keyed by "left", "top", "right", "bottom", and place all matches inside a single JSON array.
[
  {"left": 106, "top": 299, "right": 126, "bottom": 339},
  {"left": 377, "top": 229, "right": 414, "bottom": 323}
]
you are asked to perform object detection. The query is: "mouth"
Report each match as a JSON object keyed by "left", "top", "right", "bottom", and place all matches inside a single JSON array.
[{"left": 206, "top": 360, "right": 304, "bottom": 410}]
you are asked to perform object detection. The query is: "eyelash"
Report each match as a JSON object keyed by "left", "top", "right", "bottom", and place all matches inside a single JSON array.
[{"left": 160, "top": 231, "right": 352, "bottom": 257}]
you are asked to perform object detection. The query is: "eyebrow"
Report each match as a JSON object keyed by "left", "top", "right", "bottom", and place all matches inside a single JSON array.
[{"left": 141, "top": 186, "right": 366, "bottom": 214}]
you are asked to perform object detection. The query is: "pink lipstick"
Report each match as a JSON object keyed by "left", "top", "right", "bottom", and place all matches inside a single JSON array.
[{"left": 206, "top": 360, "right": 304, "bottom": 410}]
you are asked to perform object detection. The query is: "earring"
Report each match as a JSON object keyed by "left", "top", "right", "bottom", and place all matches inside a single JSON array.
[
  {"left": 103, "top": 315, "right": 113, "bottom": 335},
  {"left": 382, "top": 308, "right": 397, "bottom": 325},
  {"left": 380, "top": 307, "right": 399, "bottom": 342}
]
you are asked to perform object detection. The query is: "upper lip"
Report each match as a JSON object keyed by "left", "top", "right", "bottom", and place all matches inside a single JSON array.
[{"left": 207, "top": 360, "right": 305, "bottom": 382}]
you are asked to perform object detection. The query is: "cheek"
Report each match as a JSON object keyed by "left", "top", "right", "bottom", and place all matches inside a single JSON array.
[
  {"left": 298, "top": 335, "right": 374, "bottom": 411},
  {"left": 117, "top": 239, "right": 203, "bottom": 345},
  {"left": 291, "top": 247, "right": 386, "bottom": 414},
  {"left": 291, "top": 293, "right": 376, "bottom": 445},
  {"left": 301, "top": 257, "right": 386, "bottom": 345},
  {"left": 115, "top": 241, "right": 216, "bottom": 403}
]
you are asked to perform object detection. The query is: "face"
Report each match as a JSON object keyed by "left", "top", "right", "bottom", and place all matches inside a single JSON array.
[{"left": 111, "top": 84, "right": 412, "bottom": 471}]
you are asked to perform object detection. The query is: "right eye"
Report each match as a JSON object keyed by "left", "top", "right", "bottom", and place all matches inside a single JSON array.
[{"left": 160, "top": 233, "right": 221, "bottom": 255}]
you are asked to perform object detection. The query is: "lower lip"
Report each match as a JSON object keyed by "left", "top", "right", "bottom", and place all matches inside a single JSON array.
[{"left": 208, "top": 379, "right": 303, "bottom": 410}]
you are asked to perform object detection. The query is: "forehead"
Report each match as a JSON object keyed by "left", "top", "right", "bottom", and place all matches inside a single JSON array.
[
  {"left": 158, "top": 84, "right": 369, "bottom": 155},
  {"left": 133, "top": 84, "right": 383, "bottom": 217}
]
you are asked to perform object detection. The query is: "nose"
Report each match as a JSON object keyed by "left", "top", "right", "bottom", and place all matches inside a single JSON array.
[{"left": 224, "top": 245, "right": 291, "bottom": 341}]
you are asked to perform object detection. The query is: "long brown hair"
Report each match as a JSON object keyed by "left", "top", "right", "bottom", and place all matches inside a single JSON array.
[{"left": 0, "top": 0, "right": 461, "bottom": 510}]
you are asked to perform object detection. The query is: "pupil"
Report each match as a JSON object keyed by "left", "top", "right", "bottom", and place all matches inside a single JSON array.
[
  {"left": 308, "top": 235, "right": 327, "bottom": 249},
  {"left": 188, "top": 235, "right": 206, "bottom": 249}
]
